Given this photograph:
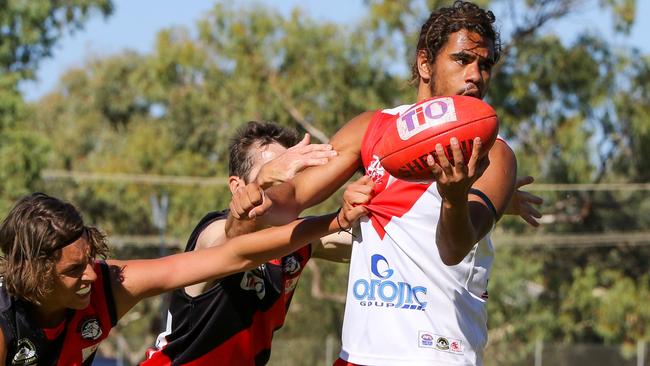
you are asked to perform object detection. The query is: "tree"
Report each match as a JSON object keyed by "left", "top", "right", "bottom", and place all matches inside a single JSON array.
[
  {"left": 21, "top": 1, "right": 650, "bottom": 364},
  {"left": 0, "top": 0, "right": 113, "bottom": 213}
]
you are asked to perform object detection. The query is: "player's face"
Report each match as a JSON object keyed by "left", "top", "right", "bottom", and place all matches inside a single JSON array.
[
  {"left": 429, "top": 29, "right": 495, "bottom": 99},
  {"left": 45, "top": 236, "right": 97, "bottom": 311},
  {"left": 245, "top": 142, "right": 288, "bottom": 182}
]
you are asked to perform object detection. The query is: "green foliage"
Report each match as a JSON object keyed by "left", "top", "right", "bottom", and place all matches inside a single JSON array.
[
  {"left": 0, "top": 128, "right": 50, "bottom": 213},
  {"left": 0, "top": 0, "right": 113, "bottom": 213},
  {"left": 5, "top": 0, "right": 650, "bottom": 364}
]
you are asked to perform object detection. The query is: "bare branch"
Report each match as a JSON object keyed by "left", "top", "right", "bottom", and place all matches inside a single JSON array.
[{"left": 267, "top": 72, "right": 330, "bottom": 143}]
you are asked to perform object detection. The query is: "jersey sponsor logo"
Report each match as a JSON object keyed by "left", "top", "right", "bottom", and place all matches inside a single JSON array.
[
  {"left": 397, "top": 97, "right": 457, "bottom": 141},
  {"left": 241, "top": 269, "right": 266, "bottom": 299},
  {"left": 366, "top": 155, "right": 386, "bottom": 184},
  {"left": 418, "top": 331, "right": 464, "bottom": 354},
  {"left": 12, "top": 338, "right": 37, "bottom": 365},
  {"left": 283, "top": 256, "right": 301, "bottom": 275},
  {"left": 78, "top": 316, "right": 103, "bottom": 341},
  {"left": 352, "top": 254, "right": 427, "bottom": 310}
]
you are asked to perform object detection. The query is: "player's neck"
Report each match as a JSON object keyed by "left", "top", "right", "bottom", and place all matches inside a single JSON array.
[
  {"left": 31, "top": 302, "right": 67, "bottom": 328},
  {"left": 416, "top": 81, "right": 435, "bottom": 102}
]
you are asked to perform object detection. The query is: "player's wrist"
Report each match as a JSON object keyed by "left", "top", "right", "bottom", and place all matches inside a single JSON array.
[{"left": 335, "top": 207, "right": 357, "bottom": 237}]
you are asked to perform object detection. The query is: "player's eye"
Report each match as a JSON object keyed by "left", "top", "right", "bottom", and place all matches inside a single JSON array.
[
  {"left": 62, "top": 265, "right": 85, "bottom": 278},
  {"left": 453, "top": 54, "right": 472, "bottom": 66},
  {"left": 479, "top": 60, "right": 493, "bottom": 72}
]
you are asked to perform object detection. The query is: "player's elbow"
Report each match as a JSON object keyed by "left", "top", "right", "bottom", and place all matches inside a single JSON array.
[
  {"left": 438, "top": 240, "right": 467, "bottom": 266},
  {"left": 436, "top": 237, "right": 474, "bottom": 266},
  {"left": 439, "top": 250, "right": 465, "bottom": 266}
]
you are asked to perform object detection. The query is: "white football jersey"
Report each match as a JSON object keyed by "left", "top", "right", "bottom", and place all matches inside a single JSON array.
[{"left": 340, "top": 102, "right": 496, "bottom": 366}]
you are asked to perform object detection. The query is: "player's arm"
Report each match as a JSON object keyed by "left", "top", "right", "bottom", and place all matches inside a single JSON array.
[
  {"left": 254, "top": 133, "right": 338, "bottom": 189},
  {"left": 310, "top": 231, "right": 353, "bottom": 263},
  {"left": 107, "top": 195, "right": 368, "bottom": 320},
  {"left": 226, "top": 111, "right": 375, "bottom": 237},
  {"left": 310, "top": 175, "right": 374, "bottom": 262},
  {"left": 432, "top": 138, "right": 516, "bottom": 265}
]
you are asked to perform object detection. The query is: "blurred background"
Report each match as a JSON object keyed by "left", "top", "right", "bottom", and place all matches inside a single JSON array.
[{"left": 2, "top": 0, "right": 649, "bottom": 365}]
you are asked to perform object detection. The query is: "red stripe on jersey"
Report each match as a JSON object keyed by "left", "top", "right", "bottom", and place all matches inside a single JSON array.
[
  {"left": 143, "top": 294, "right": 289, "bottom": 365},
  {"left": 360, "top": 108, "right": 431, "bottom": 239},
  {"left": 56, "top": 261, "right": 115, "bottom": 365}
]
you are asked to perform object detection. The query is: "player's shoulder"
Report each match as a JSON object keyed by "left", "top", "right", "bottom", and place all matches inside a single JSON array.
[
  {"left": 380, "top": 103, "right": 414, "bottom": 116},
  {"left": 195, "top": 219, "right": 227, "bottom": 250},
  {"left": 336, "top": 105, "right": 409, "bottom": 139},
  {"left": 491, "top": 137, "right": 516, "bottom": 161}
]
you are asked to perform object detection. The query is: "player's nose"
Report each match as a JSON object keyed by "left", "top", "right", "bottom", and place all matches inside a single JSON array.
[{"left": 464, "top": 61, "right": 482, "bottom": 84}]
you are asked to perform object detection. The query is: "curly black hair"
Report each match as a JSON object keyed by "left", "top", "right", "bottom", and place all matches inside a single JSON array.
[{"left": 410, "top": 0, "right": 501, "bottom": 83}]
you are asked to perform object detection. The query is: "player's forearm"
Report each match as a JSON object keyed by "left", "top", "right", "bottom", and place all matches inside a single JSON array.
[
  {"left": 224, "top": 184, "right": 302, "bottom": 238},
  {"left": 436, "top": 197, "right": 479, "bottom": 265},
  {"left": 119, "top": 214, "right": 341, "bottom": 302},
  {"left": 233, "top": 213, "right": 339, "bottom": 268}
]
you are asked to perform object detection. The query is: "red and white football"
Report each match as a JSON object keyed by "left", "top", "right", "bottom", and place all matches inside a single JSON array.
[{"left": 376, "top": 95, "right": 498, "bottom": 182}]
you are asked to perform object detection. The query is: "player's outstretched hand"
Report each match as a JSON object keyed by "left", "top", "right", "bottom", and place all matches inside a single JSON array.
[
  {"left": 229, "top": 182, "right": 273, "bottom": 220},
  {"left": 337, "top": 175, "right": 374, "bottom": 229},
  {"left": 256, "top": 133, "right": 337, "bottom": 189},
  {"left": 427, "top": 137, "right": 489, "bottom": 203},
  {"left": 505, "top": 175, "right": 543, "bottom": 227}
]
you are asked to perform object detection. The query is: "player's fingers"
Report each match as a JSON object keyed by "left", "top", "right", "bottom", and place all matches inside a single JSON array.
[
  {"left": 245, "top": 184, "right": 264, "bottom": 208},
  {"left": 229, "top": 200, "right": 241, "bottom": 219},
  {"left": 292, "top": 133, "right": 310, "bottom": 149},
  {"left": 249, "top": 190, "right": 271, "bottom": 219},
  {"left": 302, "top": 149, "right": 337, "bottom": 159},
  {"left": 522, "top": 214, "right": 540, "bottom": 228},
  {"left": 526, "top": 206, "right": 542, "bottom": 219},
  {"left": 345, "top": 205, "right": 369, "bottom": 223},
  {"left": 346, "top": 191, "right": 371, "bottom": 205},
  {"left": 296, "top": 158, "right": 330, "bottom": 170},
  {"left": 449, "top": 137, "right": 467, "bottom": 173},
  {"left": 516, "top": 175, "right": 535, "bottom": 189},
  {"left": 434, "top": 143, "right": 453, "bottom": 177},
  {"left": 230, "top": 190, "right": 245, "bottom": 218},
  {"left": 521, "top": 191, "right": 544, "bottom": 205},
  {"left": 354, "top": 175, "right": 373, "bottom": 187},
  {"left": 466, "top": 137, "right": 482, "bottom": 175},
  {"left": 427, "top": 155, "right": 445, "bottom": 181},
  {"left": 294, "top": 143, "right": 335, "bottom": 154}
]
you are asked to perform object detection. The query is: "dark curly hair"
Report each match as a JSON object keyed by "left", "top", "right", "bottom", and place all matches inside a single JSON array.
[
  {"left": 0, "top": 193, "right": 109, "bottom": 304},
  {"left": 410, "top": 0, "right": 502, "bottom": 83},
  {"left": 228, "top": 121, "right": 300, "bottom": 182}
]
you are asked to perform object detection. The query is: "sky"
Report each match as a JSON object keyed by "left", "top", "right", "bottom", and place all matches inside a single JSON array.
[{"left": 19, "top": 0, "right": 649, "bottom": 101}]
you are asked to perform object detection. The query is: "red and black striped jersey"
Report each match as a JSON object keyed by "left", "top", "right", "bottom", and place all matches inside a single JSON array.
[
  {"left": 142, "top": 210, "right": 311, "bottom": 366},
  {"left": 0, "top": 261, "right": 117, "bottom": 366}
]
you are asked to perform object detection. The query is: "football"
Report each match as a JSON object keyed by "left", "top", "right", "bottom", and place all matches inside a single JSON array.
[{"left": 376, "top": 95, "right": 498, "bottom": 182}]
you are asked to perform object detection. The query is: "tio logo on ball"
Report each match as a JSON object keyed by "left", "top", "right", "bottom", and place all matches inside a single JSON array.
[{"left": 397, "top": 97, "right": 457, "bottom": 141}]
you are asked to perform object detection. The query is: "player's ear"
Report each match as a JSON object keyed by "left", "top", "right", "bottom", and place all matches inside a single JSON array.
[
  {"left": 417, "top": 50, "right": 432, "bottom": 81},
  {"left": 228, "top": 176, "right": 244, "bottom": 195}
]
